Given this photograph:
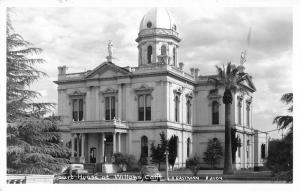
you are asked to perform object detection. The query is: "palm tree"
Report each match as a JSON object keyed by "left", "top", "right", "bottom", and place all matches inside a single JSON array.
[
  {"left": 209, "top": 62, "right": 249, "bottom": 174},
  {"left": 273, "top": 93, "right": 293, "bottom": 131}
]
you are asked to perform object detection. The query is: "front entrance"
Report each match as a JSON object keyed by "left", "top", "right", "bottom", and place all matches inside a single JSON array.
[
  {"left": 104, "top": 134, "right": 113, "bottom": 163},
  {"left": 90, "top": 147, "right": 96, "bottom": 163}
]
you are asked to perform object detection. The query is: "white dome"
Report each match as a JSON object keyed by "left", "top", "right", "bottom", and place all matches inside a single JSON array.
[{"left": 139, "top": 8, "right": 177, "bottom": 31}]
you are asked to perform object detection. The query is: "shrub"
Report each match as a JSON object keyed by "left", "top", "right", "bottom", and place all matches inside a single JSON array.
[
  {"left": 186, "top": 156, "right": 201, "bottom": 176},
  {"left": 113, "top": 152, "right": 137, "bottom": 172}
]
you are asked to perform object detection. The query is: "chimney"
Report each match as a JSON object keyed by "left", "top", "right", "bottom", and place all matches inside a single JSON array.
[
  {"left": 58, "top": 65, "right": 67, "bottom": 76},
  {"left": 179, "top": 62, "right": 184, "bottom": 70},
  {"left": 194, "top": 68, "right": 199, "bottom": 78},
  {"left": 190, "top": 68, "right": 194, "bottom": 76}
]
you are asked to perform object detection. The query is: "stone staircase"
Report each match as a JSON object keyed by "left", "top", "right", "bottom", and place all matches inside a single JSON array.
[
  {"left": 84, "top": 163, "right": 96, "bottom": 174},
  {"left": 102, "top": 164, "right": 118, "bottom": 173}
]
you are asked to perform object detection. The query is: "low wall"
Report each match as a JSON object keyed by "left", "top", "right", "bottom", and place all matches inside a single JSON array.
[{"left": 7, "top": 174, "right": 54, "bottom": 184}]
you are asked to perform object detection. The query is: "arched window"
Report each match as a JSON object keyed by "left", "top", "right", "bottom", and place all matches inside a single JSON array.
[
  {"left": 161, "top": 45, "right": 167, "bottom": 55},
  {"left": 212, "top": 101, "right": 219, "bottom": 124},
  {"left": 261, "top": 144, "right": 266, "bottom": 159},
  {"left": 187, "top": 138, "right": 191, "bottom": 157},
  {"left": 246, "top": 103, "right": 250, "bottom": 127},
  {"left": 238, "top": 100, "right": 242, "bottom": 125},
  {"left": 187, "top": 99, "right": 191, "bottom": 124},
  {"left": 147, "top": 46, "right": 152, "bottom": 64},
  {"left": 141, "top": 136, "right": 148, "bottom": 157},
  {"left": 175, "top": 96, "right": 180, "bottom": 122},
  {"left": 173, "top": 47, "right": 176, "bottom": 65}
]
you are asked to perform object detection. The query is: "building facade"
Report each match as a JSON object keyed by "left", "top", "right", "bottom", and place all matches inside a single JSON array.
[{"left": 55, "top": 8, "right": 268, "bottom": 171}]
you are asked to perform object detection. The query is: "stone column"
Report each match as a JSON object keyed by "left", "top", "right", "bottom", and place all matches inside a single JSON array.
[
  {"left": 118, "top": 133, "right": 121, "bottom": 152},
  {"left": 118, "top": 84, "right": 122, "bottom": 120},
  {"left": 71, "top": 133, "right": 75, "bottom": 157},
  {"left": 81, "top": 134, "right": 85, "bottom": 157},
  {"left": 80, "top": 134, "right": 85, "bottom": 163},
  {"left": 102, "top": 133, "right": 105, "bottom": 163},
  {"left": 113, "top": 132, "right": 117, "bottom": 153},
  {"left": 76, "top": 134, "right": 80, "bottom": 157}
]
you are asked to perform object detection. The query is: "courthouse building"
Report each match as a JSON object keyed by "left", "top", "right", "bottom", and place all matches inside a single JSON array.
[{"left": 55, "top": 8, "right": 268, "bottom": 171}]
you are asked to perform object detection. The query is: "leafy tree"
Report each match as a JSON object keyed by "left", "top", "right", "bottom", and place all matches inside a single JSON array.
[
  {"left": 209, "top": 62, "right": 250, "bottom": 174},
  {"left": 7, "top": 11, "right": 54, "bottom": 122},
  {"left": 186, "top": 156, "right": 201, "bottom": 176},
  {"left": 6, "top": 11, "right": 69, "bottom": 174},
  {"left": 268, "top": 93, "right": 293, "bottom": 182},
  {"left": 203, "top": 138, "right": 223, "bottom": 169},
  {"left": 168, "top": 135, "right": 178, "bottom": 170},
  {"left": 7, "top": 116, "right": 71, "bottom": 174},
  {"left": 150, "top": 132, "right": 168, "bottom": 170}
]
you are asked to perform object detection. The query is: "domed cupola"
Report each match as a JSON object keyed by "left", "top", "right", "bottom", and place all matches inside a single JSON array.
[{"left": 136, "top": 8, "right": 181, "bottom": 67}]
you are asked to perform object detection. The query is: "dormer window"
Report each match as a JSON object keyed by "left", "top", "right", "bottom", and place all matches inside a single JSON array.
[{"left": 147, "top": 21, "right": 152, "bottom": 28}]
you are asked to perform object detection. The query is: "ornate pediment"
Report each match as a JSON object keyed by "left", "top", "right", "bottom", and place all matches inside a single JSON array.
[
  {"left": 239, "top": 74, "right": 256, "bottom": 93},
  {"left": 173, "top": 87, "right": 183, "bottom": 95},
  {"left": 68, "top": 90, "right": 86, "bottom": 96},
  {"left": 85, "top": 62, "right": 131, "bottom": 79},
  {"left": 185, "top": 92, "right": 193, "bottom": 100},
  {"left": 134, "top": 84, "right": 154, "bottom": 95},
  {"left": 207, "top": 88, "right": 222, "bottom": 100},
  {"left": 101, "top": 87, "right": 118, "bottom": 95}
]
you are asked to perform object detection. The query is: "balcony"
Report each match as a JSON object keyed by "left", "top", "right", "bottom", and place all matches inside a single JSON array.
[{"left": 69, "top": 119, "right": 128, "bottom": 133}]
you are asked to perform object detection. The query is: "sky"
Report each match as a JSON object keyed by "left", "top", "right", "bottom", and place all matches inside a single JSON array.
[{"left": 9, "top": 6, "right": 292, "bottom": 139}]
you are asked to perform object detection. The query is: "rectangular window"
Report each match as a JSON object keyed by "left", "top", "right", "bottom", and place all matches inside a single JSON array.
[
  {"left": 145, "top": 95, "right": 151, "bottom": 121},
  {"left": 238, "top": 101, "right": 242, "bottom": 125},
  {"left": 105, "top": 96, "right": 116, "bottom": 120},
  {"left": 72, "top": 98, "right": 83, "bottom": 121},
  {"left": 246, "top": 103, "right": 250, "bottom": 127},
  {"left": 138, "top": 95, "right": 151, "bottom": 121},
  {"left": 111, "top": 96, "right": 116, "bottom": 119}
]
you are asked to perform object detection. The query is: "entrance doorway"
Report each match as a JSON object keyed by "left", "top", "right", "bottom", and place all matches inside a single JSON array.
[
  {"left": 104, "top": 134, "right": 113, "bottom": 163},
  {"left": 90, "top": 147, "right": 96, "bottom": 163}
]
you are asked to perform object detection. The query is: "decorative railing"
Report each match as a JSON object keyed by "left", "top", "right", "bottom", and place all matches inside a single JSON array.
[
  {"left": 71, "top": 119, "right": 128, "bottom": 129},
  {"left": 58, "top": 72, "right": 86, "bottom": 80},
  {"left": 138, "top": 28, "right": 179, "bottom": 38}
]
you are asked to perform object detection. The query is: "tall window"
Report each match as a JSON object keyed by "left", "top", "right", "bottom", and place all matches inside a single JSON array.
[
  {"left": 238, "top": 100, "right": 242, "bottom": 125},
  {"left": 212, "top": 101, "right": 219, "bottom": 124},
  {"left": 187, "top": 138, "right": 191, "bottom": 158},
  {"left": 237, "top": 137, "right": 241, "bottom": 158},
  {"left": 175, "top": 95, "right": 180, "bottom": 122},
  {"left": 138, "top": 95, "right": 151, "bottom": 121},
  {"left": 141, "top": 136, "right": 148, "bottom": 157},
  {"left": 161, "top": 45, "right": 167, "bottom": 55},
  {"left": 147, "top": 46, "right": 152, "bottom": 64},
  {"left": 173, "top": 47, "right": 176, "bottom": 65},
  {"left": 246, "top": 103, "right": 250, "bottom": 127},
  {"left": 187, "top": 99, "right": 192, "bottom": 124},
  {"left": 73, "top": 99, "right": 83, "bottom": 121},
  {"left": 105, "top": 96, "right": 116, "bottom": 120},
  {"left": 261, "top": 144, "right": 266, "bottom": 159},
  {"left": 246, "top": 140, "right": 250, "bottom": 158}
]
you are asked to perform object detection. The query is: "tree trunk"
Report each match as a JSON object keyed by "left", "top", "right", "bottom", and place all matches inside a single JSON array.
[{"left": 223, "top": 102, "right": 234, "bottom": 174}]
